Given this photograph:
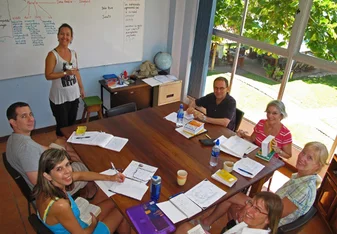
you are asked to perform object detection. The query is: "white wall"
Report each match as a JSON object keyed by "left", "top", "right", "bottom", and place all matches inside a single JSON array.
[{"left": 0, "top": 0, "right": 170, "bottom": 137}]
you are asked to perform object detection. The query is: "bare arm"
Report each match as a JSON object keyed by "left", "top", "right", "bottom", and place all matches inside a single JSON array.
[
  {"left": 273, "top": 142, "right": 292, "bottom": 159},
  {"left": 281, "top": 197, "right": 298, "bottom": 217},
  {"left": 72, "top": 171, "right": 125, "bottom": 183},
  {"left": 53, "top": 199, "right": 97, "bottom": 234},
  {"left": 197, "top": 113, "right": 231, "bottom": 127},
  {"left": 26, "top": 171, "right": 38, "bottom": 186},
  {"left": 237, "top": 130, "right": 256, "bottom": 143},
  {"left": 45, "top": 52, "right": 77, "bottom": 81},
  {"left": 74, "top": 52, "right": 85, "bottom": 98}
]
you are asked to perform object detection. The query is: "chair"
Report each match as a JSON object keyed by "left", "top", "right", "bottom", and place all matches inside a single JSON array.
[
  {"left": 277, "top": 206, "right": 317, "bottom": 234},
  {"left": 234, "top": 108, "right": 244, "bottom": 132},
  {"left": 106, "top": 102, "right": 137, "bottom": 118},
  {"left": 28, "top": 214, "right": 53, "bottom": 234},
  {"left": 2, "top": 152, "right": 36, "bottom": 215},
  {"left": 81, "top": 96, "right": 103, "bottom": 123}
]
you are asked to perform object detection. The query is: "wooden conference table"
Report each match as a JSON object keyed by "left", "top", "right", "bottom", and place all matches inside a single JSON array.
[{"left": 61, "top": 102, "right": 284, "bottom": 223}]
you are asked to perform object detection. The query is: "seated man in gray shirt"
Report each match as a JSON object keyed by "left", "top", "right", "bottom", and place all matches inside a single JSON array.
[{"left": 6, "top": 102, "right": 96, "bottom": 200}]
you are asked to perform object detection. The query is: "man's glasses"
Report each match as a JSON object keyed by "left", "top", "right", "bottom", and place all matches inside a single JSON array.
[
  {"left": 214, "top": 87, "right": 226, "bottom": 91},
  {"left": 18, "top": 112, "right": 34, "bottom": 119},
  {"left": 245, "top": 200, "right": 268, "bottom": 215}
]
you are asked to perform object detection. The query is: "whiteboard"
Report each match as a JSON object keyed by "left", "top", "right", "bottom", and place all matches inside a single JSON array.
[{"left": 0, "top": 0, "right": 144, "bottom": 80}]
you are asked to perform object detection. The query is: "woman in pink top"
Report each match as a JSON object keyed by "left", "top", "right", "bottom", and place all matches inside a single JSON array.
[{"left": 237, "top": 100, "right": 292, "bottom": 159}]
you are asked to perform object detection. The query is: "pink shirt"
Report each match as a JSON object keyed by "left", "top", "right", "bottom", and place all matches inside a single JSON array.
[{"left": 254, "top": 119, "right": 292, "bottom": 157}]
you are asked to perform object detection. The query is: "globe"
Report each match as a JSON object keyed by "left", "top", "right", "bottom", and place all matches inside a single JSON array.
[{"left": 154, "top": 52, "right": 172, "bottom": 71}]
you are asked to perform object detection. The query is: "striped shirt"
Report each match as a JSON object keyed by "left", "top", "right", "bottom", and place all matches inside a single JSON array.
[
  {"left": 276, "top": 174, "right": 317, "bottom": 226},
  {"left": 254, "top": 119, "right": 292, "bottom": 157}
]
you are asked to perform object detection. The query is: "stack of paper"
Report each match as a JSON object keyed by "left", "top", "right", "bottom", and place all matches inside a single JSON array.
[
  {"left": 67, "top": 131, "right": 128, "bottom": 152},
  {"left": 157, "top": 180, "right": 226, "bottom": 224},
  {"left": 233, "top": 157, "right": 265, "bottom": 178},
  {"left": 143, "top": 75, "right": 178, "bottom": 87},
  {"left": 217, "top": 135, "right": 258, "bottom": 158},
  {"left": 164, "top": 111, "right": 194, "bottom": 125},
  {"left": 211, "top": 169, "right": 238, "bottom": 187},
  {"left": 183, "top": 120, "right": 204, "bottom": 135}
]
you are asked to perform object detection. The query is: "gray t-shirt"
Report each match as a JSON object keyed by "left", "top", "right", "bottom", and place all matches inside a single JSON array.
[{"left": 6, "top": 133, "right": 44, "bottom": 189}]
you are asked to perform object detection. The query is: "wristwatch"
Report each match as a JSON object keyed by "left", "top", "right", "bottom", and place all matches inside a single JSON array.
[
  {"left": 63, "top": 71, "right": 66, "bottom": 76},
  {"left": 203, "top": 115, "right": 207, "bottom": 122}
]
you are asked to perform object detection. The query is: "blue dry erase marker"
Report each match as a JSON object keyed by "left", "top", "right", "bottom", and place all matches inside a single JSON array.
[{"left": 238, "top": 168, "right": 253, "bottom": 175}]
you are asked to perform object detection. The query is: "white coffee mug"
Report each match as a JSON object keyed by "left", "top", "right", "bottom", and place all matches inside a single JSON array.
[{"left": 223, "top": 161, "right": 234, "bottom": 172}]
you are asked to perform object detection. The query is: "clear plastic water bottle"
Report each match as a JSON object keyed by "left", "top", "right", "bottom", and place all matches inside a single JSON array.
[
  {"left": 176, "top": 104, "right": 184, "bottom": 128},
  {"left": 210, "top": 139, "right": 220, "bottom": 167},
  {"left": 150, "top": 175, "right": 161, "bottom": 202}
]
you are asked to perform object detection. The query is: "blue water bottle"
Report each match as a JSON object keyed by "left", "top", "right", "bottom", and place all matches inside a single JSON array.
[
  {"left": 176, "top": 104, "right": 184, "bottom": 128},
  {"left": 150, "top": 175, "right": 161, "bottom": 202}
]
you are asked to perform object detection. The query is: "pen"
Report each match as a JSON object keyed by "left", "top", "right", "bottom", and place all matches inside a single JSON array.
[
  {"left": 205, "top": 134, "right": 211, "bottom": 139},
  {"left": 110, "top": 162, "right": 123, "bottom": 173},
  {"left": 75, "top": 136, "right": 90, "bottom": 139},
  {"left": 169, "top": 191, "right": 184, "bottom": 199},
  {"left": 238, "top": 168, "right": 253, "bottom": 175}
]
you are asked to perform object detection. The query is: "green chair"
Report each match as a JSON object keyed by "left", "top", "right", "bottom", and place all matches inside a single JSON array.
[{"left": 81, "top": 96, "right": 103, "bottom": 123}]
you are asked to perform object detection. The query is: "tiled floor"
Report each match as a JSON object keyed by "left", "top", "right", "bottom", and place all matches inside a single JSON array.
[{"left": 0, "top": 120, "right": 332, "bottom": 233}]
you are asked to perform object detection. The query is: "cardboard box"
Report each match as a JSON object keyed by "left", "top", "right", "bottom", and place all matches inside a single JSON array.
[
  {"left": 153, "top": 80, "right": 182, "bottom": 106},
  {"left": 262, "top": 135, "right": 275, "bottom": 156}
]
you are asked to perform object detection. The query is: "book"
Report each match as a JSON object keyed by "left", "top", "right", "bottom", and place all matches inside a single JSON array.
[
  {"left": 183, "top": 120, "right": 204, "bottom": 135},
  {"left": 261, "top": 135, "right": 275, "bottom": 156},
  {"left": 157, "top": 180, "right": 226, "bottom": 224},
  {"left": 126, "top": 201, "right": 176, "bottom": 234},
  {"left": 256, "top": 149, "right": 275, "bottom": 161},
  {"left": 219, "top": 135, "right": 258, "bottom": 158},
  {"left": 75, "top": 197, "right": 101, "bottom": 225},
  {"left": 211, "top": 169, "right": 238, "bottom": 187},
  {"left": 67, "top": 131, "right": 128, "bottom": 152}
]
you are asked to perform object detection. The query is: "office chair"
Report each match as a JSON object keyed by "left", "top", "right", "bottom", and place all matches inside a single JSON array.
[
  {"left": 106, "top": 102, "right": 137, "bottom": 118},
  {"left": 2, "top": 152, "right": 36, "bottom": 215},
  {"left": 277, "top": 206, "right": 317, "bottom": 234},
  {"left": 234, "top": 108, "right": 245, "bottom": 132},
  {"left": 28, "top": 214, "right": 53, "bottom": 234}
]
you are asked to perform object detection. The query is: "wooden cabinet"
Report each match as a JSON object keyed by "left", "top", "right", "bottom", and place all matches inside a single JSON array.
[
  {"left": 316, "top": 154, "right": 337, "bottom": 232},
  {"left": 100, "top": 79, "right": 152, "bottom": 111}
]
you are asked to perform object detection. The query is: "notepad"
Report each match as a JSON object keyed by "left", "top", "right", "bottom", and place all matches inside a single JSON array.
[
  {"left": 67, "top": 131, "right": 128, "bottom": 152},
  {"left": 211, "top": 169, "right": 238, "bottom": 187},
  {"left": 157, "top": 180, "right": 226, "bottom": 223},
  {"left": 108, "top": 178, "right": 148, "bottom": 200},
  {"left": 233, "top": 157, "right": 265, "bottom": 178},
  {"left": 123, "top": 160, "right": 158, "bottom": 183}
]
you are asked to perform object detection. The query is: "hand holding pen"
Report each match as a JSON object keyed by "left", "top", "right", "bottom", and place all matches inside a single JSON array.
[{"left": 110, "top": 162, "right": 125, "bottom": 183}]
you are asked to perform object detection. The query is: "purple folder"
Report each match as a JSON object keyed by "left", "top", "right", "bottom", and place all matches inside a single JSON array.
[{"left": 126, "top": 201, "right": 176, "bottom": 234}]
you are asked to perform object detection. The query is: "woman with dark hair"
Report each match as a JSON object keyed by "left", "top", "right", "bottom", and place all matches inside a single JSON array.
[
  {"left": 45, "top": 23, "right": 85, "bottom": 137},
  {"left": 175, "top": 191, "right": 283, "bottom": 234},
  {"left": 237, "top": 100, "right": 292, "bottom": 159},
  {"left": 33, "top": 149, "right": 130, "bottom": 233}
]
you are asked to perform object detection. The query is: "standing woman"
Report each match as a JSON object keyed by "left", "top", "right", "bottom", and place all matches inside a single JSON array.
[
  {"left": 45, "top": 23, "right": 85, "bottom": 137},
  {"left": 237, "top": 100, "right": 292, "bottom": 159}
]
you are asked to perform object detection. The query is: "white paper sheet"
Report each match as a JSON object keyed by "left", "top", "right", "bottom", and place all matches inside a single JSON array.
[
  {"left": 164, "top": 111, "right": 194, "bottom": 125},
  {"left": 154, "top": 75, "right": 177, "bottom": 83},
  {"left": 217, "top": 135, "right": 258, "bottom": 158},
  {"left": 170, "top": 193, "right": 202, "bottom": 218},
  {"left": 142, "top": 77, "right": 162, "bottom": 87},
  {"left": 123, "top": 160, "right": 158, "bottom": 183},
  {"left": 187, "top": 224, "right": 207, "bottom": 234},
  {"left": 233, "top": 157, "right": 265, "bottom": 178},
  {"left": 103, "top": 136, "right": 128, "bottom": 152},
  {"left": 185, "top": 180, "right": 226, "bottom": 209},
  {"left": 156, "top": 200, "right": 187, "bottom": 224},
  {"left": 95, "top": 169, "right": 117, "bottom": 197},
  {"left": 108, "top": 178, "right": 148, "bottom": 200}
]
